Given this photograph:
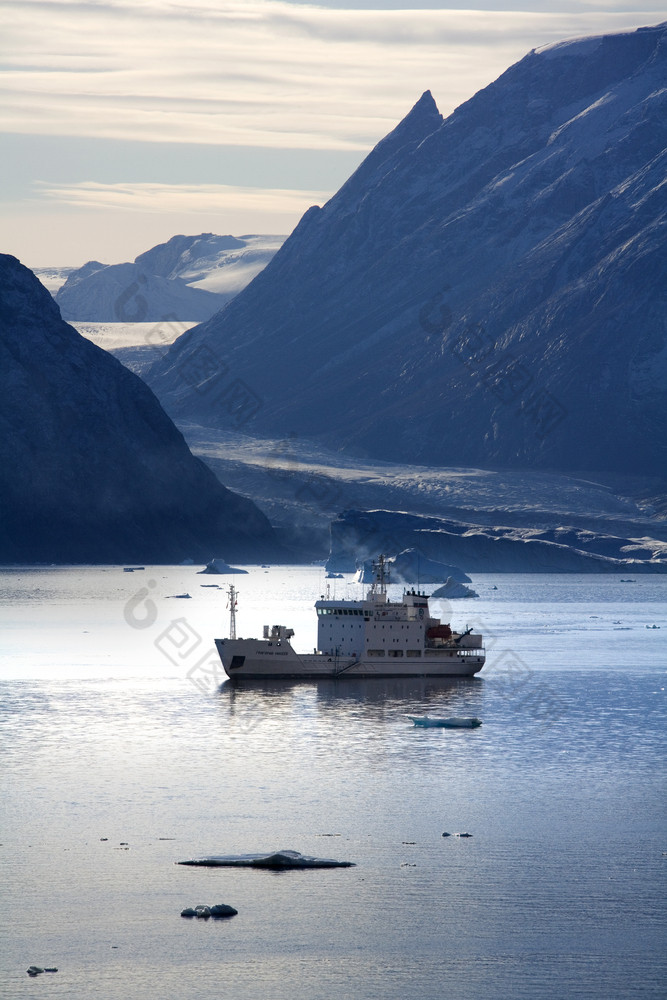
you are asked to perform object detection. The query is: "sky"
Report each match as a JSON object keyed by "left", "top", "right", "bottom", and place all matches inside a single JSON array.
[{"left": 2, "top": 0, "right": 664, "bottom": 267}]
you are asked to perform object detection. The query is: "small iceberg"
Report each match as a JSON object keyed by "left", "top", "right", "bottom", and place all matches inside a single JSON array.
[
  {"left": 407, "top": 716, "right": 482, "bottom": 729},
  {"left": 177, "top": 849, "right": 355, "bottom": 868},
  {"left": 198, "top": 558, "right": 248, "bottom": 575},
  {"left": 181, "top": 903, "right": 238, "bottom": 918},
  {"left": 430, "top": 578, "right": 478, "bottom": 599}
]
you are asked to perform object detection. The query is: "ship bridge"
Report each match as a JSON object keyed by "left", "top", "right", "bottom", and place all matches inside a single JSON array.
[{"left": 315, "top": 589, "right": 434, "bottom": 657}]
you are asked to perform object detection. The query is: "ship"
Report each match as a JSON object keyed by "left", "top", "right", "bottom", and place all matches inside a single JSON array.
[{"left": 215, "top": 556, "right": 485, "bottom": 680}]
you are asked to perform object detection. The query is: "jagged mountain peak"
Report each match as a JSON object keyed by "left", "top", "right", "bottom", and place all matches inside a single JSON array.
[
  {"left": 400, "top": 88, "right": 441, "bottom": 127},
  {"left": 148, "top": 23, "right": 667, "bottom": 478},
  {"left": 327, "top": 88, "right": 444, "bottom": 210}
]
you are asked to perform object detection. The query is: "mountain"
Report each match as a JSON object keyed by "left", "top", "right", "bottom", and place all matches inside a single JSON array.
[
  {"left": 0, "top": 254, "right": 279, "bottom": 564},
  {"left": 147, "top": 24, "right": 667, "bottom": 478},
  {"left": 55, "top": 233, "right": 284, "bottom": 322}
]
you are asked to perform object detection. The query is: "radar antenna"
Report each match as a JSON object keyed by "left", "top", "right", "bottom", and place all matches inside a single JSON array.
[{"left": 227, "top": 584, "right": 238, "bottom": 640}]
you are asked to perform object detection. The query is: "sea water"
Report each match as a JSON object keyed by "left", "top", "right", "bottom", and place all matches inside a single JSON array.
[{"left": 1, "top": 566, "right": 665, "bottom": 1000}]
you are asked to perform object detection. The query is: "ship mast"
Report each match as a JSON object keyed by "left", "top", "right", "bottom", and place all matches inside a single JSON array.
[
  {"left": 370, "top": 554, "right": 389, "bottom": 597},
  {"left": 227, "top": 584, "right": 238, "bottom": 639}
]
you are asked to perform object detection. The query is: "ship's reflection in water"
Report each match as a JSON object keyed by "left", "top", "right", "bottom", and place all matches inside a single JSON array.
[{"left": 221, "top": 674, "right": 482, "bottom": 713}]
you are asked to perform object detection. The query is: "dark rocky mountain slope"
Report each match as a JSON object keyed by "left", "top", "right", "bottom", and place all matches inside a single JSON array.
[
  {"left": 148, "top": 24, "right": 667, "bottom": 478},
  {"left": 0, "top": 254, "right": 279, "bottom": 563}
]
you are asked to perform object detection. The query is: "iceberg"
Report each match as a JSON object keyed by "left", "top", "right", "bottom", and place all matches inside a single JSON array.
[
  {"left": 198, "top": 558, "right": 248, "bottom": 575},
  {"left": 177, "top": 849, "right": 355, "bottom": 868},
  {"left": 430, "top": 578, "right": 478, "bottom": 599},
  {"left": 408, "top": 716, "right": 482, "bottom": 728},
  {"left": 355, "top": 548, "right": 470, "bottom": 585}
]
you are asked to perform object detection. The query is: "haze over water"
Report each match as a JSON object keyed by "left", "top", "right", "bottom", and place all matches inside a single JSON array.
[{"left": 1, "top": 566, "right": 665, "bottom": 999}]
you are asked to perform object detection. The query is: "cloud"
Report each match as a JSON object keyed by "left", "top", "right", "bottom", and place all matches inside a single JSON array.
[
  {"left": 35, "top": 179, "right": 332, "bottom": 215},
  {"left": 2, "top": 1, "right": 661, "bottom": 151}
]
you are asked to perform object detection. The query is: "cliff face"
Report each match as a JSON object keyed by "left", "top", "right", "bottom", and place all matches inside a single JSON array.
[
  {"left": 0, "top": 254, "right": 278, "bottom": 563},
  {"left": 147, "top": 24, "right": 667, "bottom": 477}
]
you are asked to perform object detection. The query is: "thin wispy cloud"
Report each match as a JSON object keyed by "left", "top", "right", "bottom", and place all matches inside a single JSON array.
[
  {"left": 35, "top": 180, "right": 332, "bottom": 215},
  {"left": 2, "top": 0, "right": 660, "bottom": 151}
]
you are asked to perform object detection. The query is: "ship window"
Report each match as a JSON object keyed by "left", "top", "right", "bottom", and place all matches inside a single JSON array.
[
  {"left": 406, "top": 650, "right": 421, "bottom": 657},
  {"left": 388, "top": 649, "right": 404, "bottom": 657},
  {"left": 368, "top": 649, "right": 384, "bottom": 656}
]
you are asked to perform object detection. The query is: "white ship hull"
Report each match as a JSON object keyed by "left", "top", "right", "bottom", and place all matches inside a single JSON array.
[{"left": 215, "top": 638, "right": 484, "bottom": 680}]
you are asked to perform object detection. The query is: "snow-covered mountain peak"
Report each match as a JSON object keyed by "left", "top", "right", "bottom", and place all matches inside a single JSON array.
[
  {"left": 135, "top": 233, "right": 246, "bottom": 279},
  {"left": 536, "top": 21, "right": 665, "bottom": 59},
  {"left": 54, "top": 233, "right": 285, "bottom": 321}
]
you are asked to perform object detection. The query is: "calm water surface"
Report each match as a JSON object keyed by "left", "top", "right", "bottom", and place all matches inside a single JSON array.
[{"left": 1, "top": 567, "right": 665, "bottom": 999}]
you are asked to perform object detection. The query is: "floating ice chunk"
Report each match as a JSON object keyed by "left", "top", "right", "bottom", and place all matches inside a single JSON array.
[
  {"left": 408, "top": 716, "right": 482, "bottom": 728},
  {"left": 178, "top": 849, "right": 355, "bottom": 868}
]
